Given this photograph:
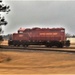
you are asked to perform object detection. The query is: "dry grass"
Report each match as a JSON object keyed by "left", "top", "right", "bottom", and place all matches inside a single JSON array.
[
  {"left": 0, "top": 53, "right": 10, "bottom": 63},
  {"left": 0, "top": 50, "right": 75, "bottom": 74},
  {"left": 0, "top": 40, "right": 8, "bottom": 46}
]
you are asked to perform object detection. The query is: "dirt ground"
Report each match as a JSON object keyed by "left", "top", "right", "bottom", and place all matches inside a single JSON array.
[{"left": 0, "top": 49, "right": 75, "bottom": 74}]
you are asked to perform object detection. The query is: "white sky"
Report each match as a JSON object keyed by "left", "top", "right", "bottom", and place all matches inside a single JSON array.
[{"left": 2, "top": 0, "right": 75, "bottom": 35}]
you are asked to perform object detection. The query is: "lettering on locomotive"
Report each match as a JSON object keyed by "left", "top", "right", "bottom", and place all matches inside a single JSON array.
[{"left": 39, "top": 33, "right": 58, "bottom": 35}]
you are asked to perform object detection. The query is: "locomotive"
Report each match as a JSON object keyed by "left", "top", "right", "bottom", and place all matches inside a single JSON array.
[{"left": 8, "top": 27, "right": 70, "bottom": 48}]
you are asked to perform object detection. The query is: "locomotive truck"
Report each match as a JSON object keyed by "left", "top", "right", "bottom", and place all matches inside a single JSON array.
[{"left": 8, "top": 27, "right": 70, "bottom": 48}]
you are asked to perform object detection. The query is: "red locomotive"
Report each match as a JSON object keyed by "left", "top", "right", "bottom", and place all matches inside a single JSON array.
[{"left": 8, "top": 27, "right": 70, "bottom": 48}]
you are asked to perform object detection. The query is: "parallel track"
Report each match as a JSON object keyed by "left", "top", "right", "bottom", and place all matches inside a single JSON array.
[{"left": 0, "top": 45, "right": 75, "bottom": 54}]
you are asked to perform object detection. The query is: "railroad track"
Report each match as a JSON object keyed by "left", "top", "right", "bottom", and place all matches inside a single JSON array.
[{"left": 0, "top": 45, "right": 75, "bottom": 54}]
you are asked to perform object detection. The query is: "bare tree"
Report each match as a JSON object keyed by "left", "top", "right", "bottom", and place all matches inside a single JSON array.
[{"left": 0, "top": 0, "right": 10, "bottom": 40}]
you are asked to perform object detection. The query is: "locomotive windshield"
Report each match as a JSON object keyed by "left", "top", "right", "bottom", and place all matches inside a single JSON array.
[
  {"left": 18, "top": 28, "right": 25, "bottom": 33},
  {"left": 18, "top": 31, "right": 23, "bottom": 33}
]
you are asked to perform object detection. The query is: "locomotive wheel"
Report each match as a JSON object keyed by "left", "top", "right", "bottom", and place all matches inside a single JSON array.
[
  {"left": 45, "top": 42, "right": 51, "bottom": 47},
  {"left": 23, "top": 44, "right": 28, "bottom": 47},
  {"left": 57, "top": 42, "right": 63, "bottom": 48},
  {"left": 45, "top": 44, "right": 50, "bottom": 47},
  {"left": 45, "top": 45, "right": 52, "bottom": 48},
  {"left": 23, "top": 44, "right": 26, "bottom": 47},
  {"left": 26, "top": 45, "right": 28, "bottom": 47},
  {"left": 14, "top": 44, "right": 16, "bottom": 46},
  {"left": 17, "top": 44, "right": 20, "bottom": 46},
  {"left": 49, "top": 44, "right": 52, "bottom": 48},
  {"left": 13, "top": 43, "right": 17, "bottom": 46}
]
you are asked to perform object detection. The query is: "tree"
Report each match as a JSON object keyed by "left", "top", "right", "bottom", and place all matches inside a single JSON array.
[
  {"left": 66, "top": 33, "right": 71, "bottom": 38},
  {"left": 0, "top": 0, "right": 10, "bottom": 40},
  {"left": 72, "top": 35, "right": 75, "bottom": 37}
]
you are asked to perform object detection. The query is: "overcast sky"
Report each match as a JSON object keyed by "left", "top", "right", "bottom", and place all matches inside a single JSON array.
[{"left": 2, "top": 0, "right": 75, "bottom": 35}]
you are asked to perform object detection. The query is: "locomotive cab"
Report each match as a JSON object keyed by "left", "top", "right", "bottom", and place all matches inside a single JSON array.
[{"left": 18, "top": 28, "right": 25, "bottom": 34}]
